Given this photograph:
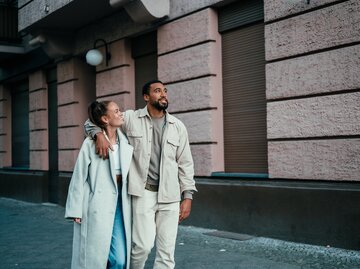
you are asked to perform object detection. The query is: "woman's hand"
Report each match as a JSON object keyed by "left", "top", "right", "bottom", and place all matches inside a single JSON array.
[
  {"left": 95, "top": 133, "right": 112, "bottom": 159},
  {"left": 73, "top": 218, "right": 81, "bottom": 224}
]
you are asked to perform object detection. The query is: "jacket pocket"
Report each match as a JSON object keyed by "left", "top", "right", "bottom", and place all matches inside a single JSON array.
[
  {"left": 165, "top": 137, "right": 180, "bottom": 160},
  {"left": 127, "top": 131, "right": 143, "bottom": 151}
]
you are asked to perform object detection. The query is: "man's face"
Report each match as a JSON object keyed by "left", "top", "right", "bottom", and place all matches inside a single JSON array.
[{"left": 145, "top": 82, "right": 169, "bottom": 111}]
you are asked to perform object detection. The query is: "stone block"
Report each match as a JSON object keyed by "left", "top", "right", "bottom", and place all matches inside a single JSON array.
[
  {"left": 58, "top": 103, "right": 85, "bottom": 127},
  {"left": 266, "top": 45, "right": 360, "bottom": 99},
  {"left": 0, "top": 152, "right": 10, "bottom": 168},
  {"left": 29, "top": 70, "right": 46, "bottom": 91},
  {"left": 158, "top": 8, "right": 218, "bottom": 54},
  {"left": 96, "top": 39, "right": 133, "bottom": 72},
  {"left": 268, "top": 139, "right": 360, "bottom": 181},
  {"left": 0, "top": 101, "right": 6, "bottom": 117},
  {"left": 29, "top": 89, "right": 47, "bottom": 110},
  {"left": 58, "top": 126, "right": 84, "bottom": 150},
  {"left": 0, "top": 133, "right": 8, "bottom": 151},
  {"left": 97, "top": 93, "right": 134, "bottom": 111},
  {"left": 267, "top": 92, "right": 360, "bottom": 139},
  {"left": 57, "top": 59, "right": 77, "bottom": 83},
  {"left": 158, "top": 42, "right": 220, "bottom": 83},
  {"left": 166, "top": 76, "right": 222, "bottom": 113},
  {"left": 96, "top": 66, "right": 134, "bottom": 97},
  {"left": 30, "top": 151, "right": 48, "bottom": 170},
  {"left": 58, "top": 150, "right": 79, "bottom": 172},
  {"left": 29, "top": 130, "right": 48, "bottom": 150},
  {"left": 264, "top": 0, "right": 337, "bottom": 22},
  {"left": 191, "top": 144, "right": 224, "bottom": 176},
  {"left": 175, "top": 110, "right": 223, "bottom": 143},
  {"left": 0, "top": 118, "right": 6, "bottom": 134},
  {"left": 0, "top": 85, "right": 4, "bottom": 99},
  {"left": 265, "top": 0, "right": 360, "bottom": 60},
  {"left": 29, "top": 110, "right": 48, "bottom": 131},
  {"left": 57, "top": 81, "right": 78, "bottom": 105}
]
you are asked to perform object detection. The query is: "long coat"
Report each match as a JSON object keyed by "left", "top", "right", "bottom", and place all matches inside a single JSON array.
[{"left": 65, "top": 129, "right": 133, "bottom": 269}]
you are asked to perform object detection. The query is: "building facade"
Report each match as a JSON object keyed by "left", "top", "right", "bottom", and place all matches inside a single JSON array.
[{"left": 0, "top": 0, "right": 359, "bottom": 249}]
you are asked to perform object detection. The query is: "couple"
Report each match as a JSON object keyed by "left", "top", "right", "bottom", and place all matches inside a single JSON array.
[{"left": 65, "top": 80, "right": 197, "bottom": 269}]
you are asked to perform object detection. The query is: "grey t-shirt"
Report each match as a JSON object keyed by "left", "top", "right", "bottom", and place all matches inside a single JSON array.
[{"left": 147, "top": 116, "right": 166, "bottom": 185}]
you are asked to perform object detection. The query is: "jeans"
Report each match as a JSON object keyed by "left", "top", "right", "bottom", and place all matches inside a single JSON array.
[{"left": 108, "top": 191, "right": 127, "bottom": 269}]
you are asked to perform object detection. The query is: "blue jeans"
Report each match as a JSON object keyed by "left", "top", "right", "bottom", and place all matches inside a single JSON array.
[{"left": 108, "top": 191, "right": 127, "bottom": 269}]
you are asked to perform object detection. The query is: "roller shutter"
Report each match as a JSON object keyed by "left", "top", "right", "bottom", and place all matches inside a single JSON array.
[{"left": 220, "top": 0, "right": 267, "bottom": 173}]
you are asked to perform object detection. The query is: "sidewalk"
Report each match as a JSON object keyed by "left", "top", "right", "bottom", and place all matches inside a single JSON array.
[{"left": 0, "top": 197, "right": 360, "bottom": 269}]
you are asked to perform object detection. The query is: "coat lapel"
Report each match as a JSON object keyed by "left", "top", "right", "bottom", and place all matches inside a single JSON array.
[
  {"left": 108, "top": 148, "right": 118, "bottom": 190},
  {"left": 117, "top": 129, "right": 133, "bottom": 180}
]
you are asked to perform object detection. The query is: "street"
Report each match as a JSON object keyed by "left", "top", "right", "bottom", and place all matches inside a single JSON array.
[{"left": 0, "top": 197, "right": 359, "bottom": 269}]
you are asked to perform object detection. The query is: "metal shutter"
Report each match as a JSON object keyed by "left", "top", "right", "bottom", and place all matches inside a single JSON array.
[{"left": 220, "top": 1, "right": 267, "bottom": 173}]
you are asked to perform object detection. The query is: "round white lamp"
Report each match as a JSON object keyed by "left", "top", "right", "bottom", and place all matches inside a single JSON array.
[
  {"left": 85, "top": 39, "right": 111, "bottom": 66},
  {"left": 85, "top": 49, "right": 103, "bottom": 66}
]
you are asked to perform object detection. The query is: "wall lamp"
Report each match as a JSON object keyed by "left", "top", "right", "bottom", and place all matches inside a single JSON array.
[{"left": 85, "top": 39, "right": 111, "bottom": 66}]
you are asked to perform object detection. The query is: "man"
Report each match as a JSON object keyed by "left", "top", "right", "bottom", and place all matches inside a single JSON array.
[{"left": 85, "top": 80, "right": 197, "bottom": 269}]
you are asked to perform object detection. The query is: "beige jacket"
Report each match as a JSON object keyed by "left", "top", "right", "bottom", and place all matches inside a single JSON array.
[{"left": 85, "top": 106, "right": 197, "bottom": 203}]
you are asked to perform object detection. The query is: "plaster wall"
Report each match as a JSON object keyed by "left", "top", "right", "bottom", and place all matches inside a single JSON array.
[
  {"left": 95, "top": 39, "right": 135, "bottom": 110},
  {"left": 264, "top": 0, "right": 341, "bottom": 22},
  {"left": 267, "top": 92, "right": 360, "bottom": 139},
  {"left": 73, "top": 0, "right": 231, "bottom": 55},
  {"left": 57, "top": 58, "right": 95, "bottom": 171},
  {"left": 18, "top": 0, "right": 73, "bottom": 31},
  {"left": 268, "top": 139, "right": 360, "bottom": 181},
  {"left": 158, "top": 8, "right": 224, "bottom": 176},
  {"left": 266, "top": 45, "right": 360, "bottom": 99},
  {"left": 265, "top": 0, "right": 360, "bottom": 181},
  {"left": 29, "top": 71, "right": 48, "bottom": 170},
  {"left": 265, "top": 0, "right": 360, "bottom": 61}
]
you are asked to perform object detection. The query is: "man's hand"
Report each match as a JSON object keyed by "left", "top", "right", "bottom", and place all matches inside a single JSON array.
[
  {"left": 95, "top": 133, "right": 112, "bottom": 159},
  {"left": 179, "top": 199, "right": 192, "bottom": 223},
  {"left": 73, "top": 218, "right": 81, "bottom": 224}
]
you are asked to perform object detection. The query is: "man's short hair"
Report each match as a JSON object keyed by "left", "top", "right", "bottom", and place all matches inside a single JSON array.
[{"left": 142, "top": 80, "right": 164, "bottom": 96}]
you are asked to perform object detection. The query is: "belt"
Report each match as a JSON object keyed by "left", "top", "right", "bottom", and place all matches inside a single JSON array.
[
  {"left": 116, "top": 175, "right": 122, "bottom": 185},
  {"left": 145, "top": 182, "right": 159, "bottom": 192}
]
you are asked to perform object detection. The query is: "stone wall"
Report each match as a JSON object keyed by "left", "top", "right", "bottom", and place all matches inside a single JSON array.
[
  {"left": 29, "top": 71, "right": 48, "bottom": 170},
  {"left": 265, "top": 0, "right": 360, "bottom": 181},
  {"left": 158, "top": 8, "right": 224, "bottom": 176},
  {"left": 57, "top": 58, "right": 95, "bottom": 171},
  {"left": 94, "top": 39, "right": 135, "bottom": 109}
]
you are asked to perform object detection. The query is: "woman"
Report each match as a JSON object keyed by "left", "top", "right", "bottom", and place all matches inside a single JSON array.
[{"left": 65, "top": 100, "right": 133, "bottom": 269}]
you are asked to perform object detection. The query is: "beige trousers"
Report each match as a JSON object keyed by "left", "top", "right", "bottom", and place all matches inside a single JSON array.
[{"left": 130, "top": 190, "right": 180, "bottom": 269}]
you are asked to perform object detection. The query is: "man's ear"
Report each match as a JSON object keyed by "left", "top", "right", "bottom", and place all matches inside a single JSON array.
[{"left": 143, "top": 94, "right": 149, "bottom": 102}]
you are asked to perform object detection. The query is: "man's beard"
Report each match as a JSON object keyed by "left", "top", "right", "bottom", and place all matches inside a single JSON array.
[{"left": 151, "top": 99, "right": 168, "bottom": 111}]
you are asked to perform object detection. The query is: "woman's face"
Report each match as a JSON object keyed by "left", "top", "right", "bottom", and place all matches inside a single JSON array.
[{"left": 105, "top": 102, "right": 124, "bottom": 127}]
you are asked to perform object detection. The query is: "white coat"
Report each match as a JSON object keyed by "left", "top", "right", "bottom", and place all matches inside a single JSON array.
[{"left": 65, "top": 129, "right": 133, "bottom": 269}]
